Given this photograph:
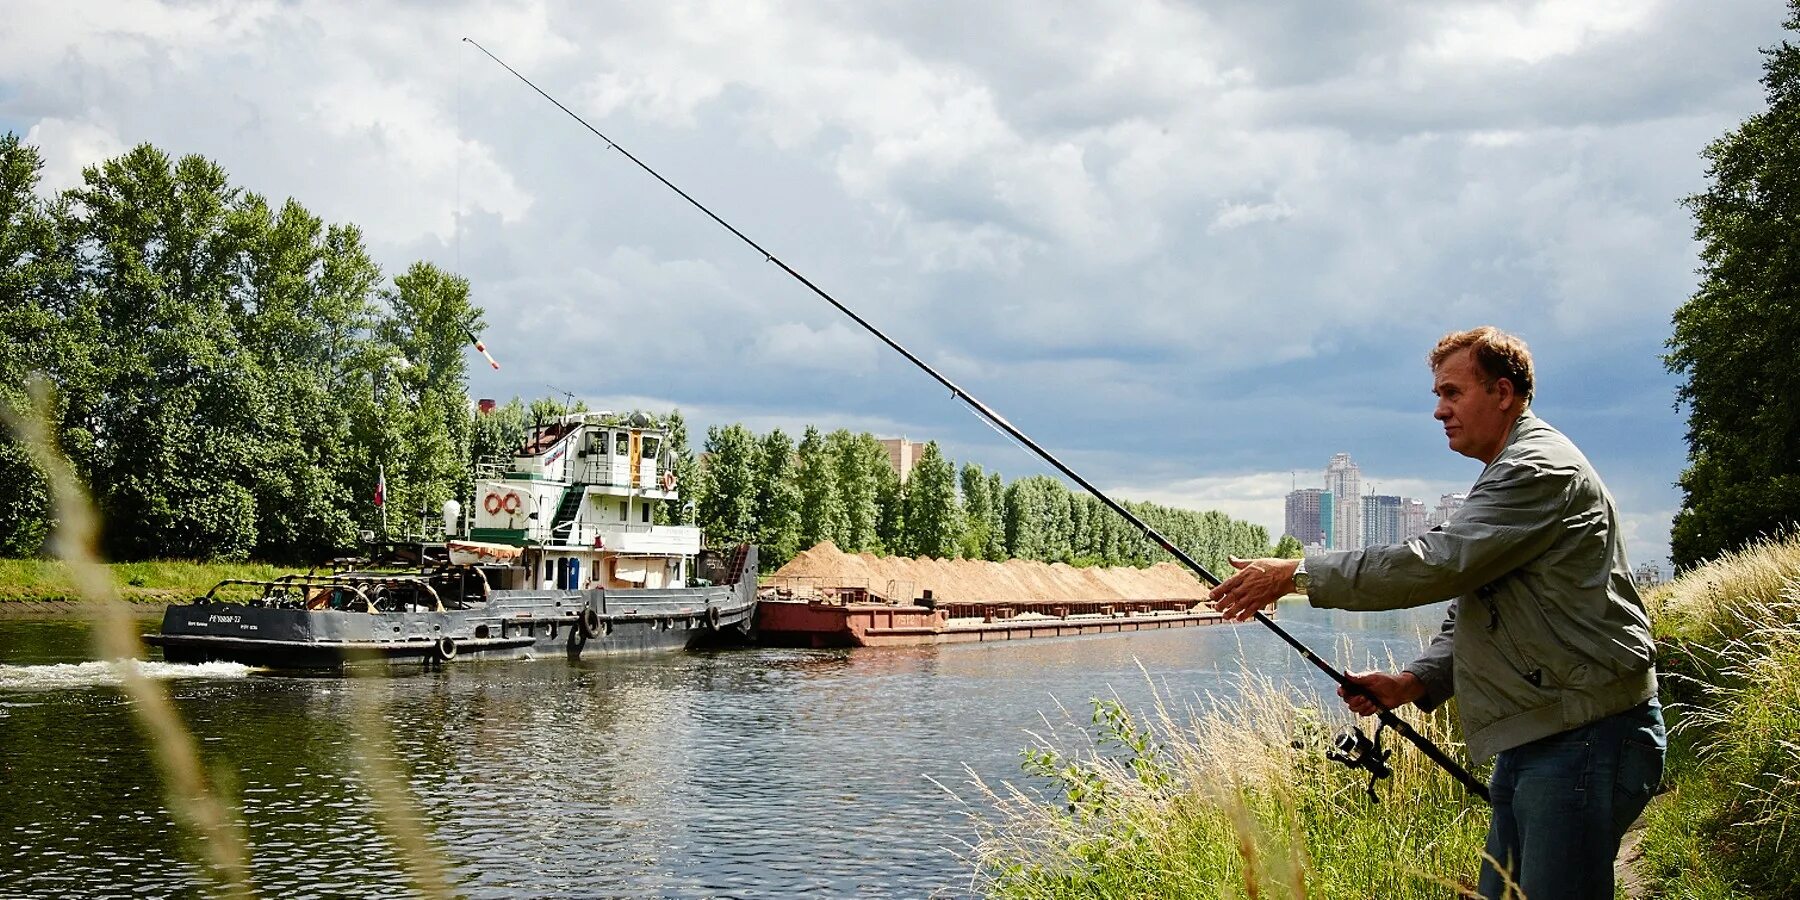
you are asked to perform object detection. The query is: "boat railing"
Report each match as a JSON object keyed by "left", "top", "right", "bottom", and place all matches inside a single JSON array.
[{"left": 544, "top": 520, "right": 671, "bottom": 545}]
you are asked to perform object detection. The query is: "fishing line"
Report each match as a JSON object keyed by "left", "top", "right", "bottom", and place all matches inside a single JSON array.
[{"left": 463, "top": 37, "right": 1490, "bottom": 805}]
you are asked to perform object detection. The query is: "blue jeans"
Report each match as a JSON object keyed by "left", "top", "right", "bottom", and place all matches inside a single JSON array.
[{"left": 1476, "top": 699, "right": 1665, "bottom": 900}]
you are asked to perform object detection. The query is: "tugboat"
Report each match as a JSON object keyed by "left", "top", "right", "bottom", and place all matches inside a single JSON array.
[{"left": 145, "top": 412, "right": 756, "bottom": 669}]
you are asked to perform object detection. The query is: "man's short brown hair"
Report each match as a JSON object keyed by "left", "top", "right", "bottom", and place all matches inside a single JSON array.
[{"left": 1430, "top": 326, "right": 1535, "bottom": 403}]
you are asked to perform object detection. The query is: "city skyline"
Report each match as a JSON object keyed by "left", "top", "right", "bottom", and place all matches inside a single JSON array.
[{"left": 1285, "top": 452, "right": 1447, "bottom": 551}]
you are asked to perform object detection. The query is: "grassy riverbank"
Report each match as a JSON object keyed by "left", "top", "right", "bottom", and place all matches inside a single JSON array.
[
  {"left": 1634, "top": 537, "right": 1800, "bottom": 899},
  {"left": 971, "top": 536, "right": 1800, "bottom": 899},
  {"left": 0, "top": 558, "right": 289, "bottom": 609},
  {"left": 967, "top": 670, "right": 1491, "bottom": 898}
]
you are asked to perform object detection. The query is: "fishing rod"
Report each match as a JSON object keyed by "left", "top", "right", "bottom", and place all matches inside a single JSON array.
[{"left": 464, "top": 37, "right": 1490, "bottom": 805}]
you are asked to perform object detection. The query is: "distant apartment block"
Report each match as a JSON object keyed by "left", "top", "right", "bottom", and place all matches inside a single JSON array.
[
  {"left": 1402, "top": 497, "right": 1427, "bottom": 540},
  {"left": 1362, "top": 494, "right": 1403, "bottom": 547},
  {"left": 879, "top": 437, "right": 923, "bottom": 483},
  {"left": 1284, "top": 488, "right": 1334, "bottom": 549}
]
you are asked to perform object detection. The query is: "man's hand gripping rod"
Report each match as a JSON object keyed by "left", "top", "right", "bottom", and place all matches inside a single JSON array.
[{"left": 464, "top": 37, "right": 1491, "bottom": 805}]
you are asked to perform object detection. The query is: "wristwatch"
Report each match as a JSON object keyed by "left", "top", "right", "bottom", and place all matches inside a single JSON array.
[{"left": 1292, "top": 557, "right": 1311, "bottom": 596}]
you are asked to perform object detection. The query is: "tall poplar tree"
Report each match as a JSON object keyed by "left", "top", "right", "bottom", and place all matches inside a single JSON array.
[
  {"left": 795, "top": 426, "right": 844, "bottom": 549},
  {"left": 903, "top": 441, "right": 961, "bottom": 559},
  {"left": 1667, "top": 4, "right": 1800, "bottom": 568},
  {"left": 753, "top": 428, "right": 801, "bottom": 569},
  {"left": 697, "top": 424, "right": 762, "bottom": 547},
  {"left": 958, "top": 463, "right": 990, "bottom": 559}
]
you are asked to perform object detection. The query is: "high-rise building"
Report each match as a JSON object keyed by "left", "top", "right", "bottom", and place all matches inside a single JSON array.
[
  {"left": 1362, "top": 494, "right": 1404, "bottom": 547},
  {"left": 1284, "top": 488, "right": 1334, "bottom": 548},
  {"left": 1325, "top": 453, "right": 1362, "bottom": 550},
  {"left": 1430, "top": 492, "right": 1467, "bottom": 529},
  {"left": 1402, "top": 497, "right": 1428, "bottom": 539}
]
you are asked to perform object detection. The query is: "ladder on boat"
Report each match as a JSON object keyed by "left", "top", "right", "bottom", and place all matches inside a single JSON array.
[{"left": 549, "top": 488, "right": 585, "bottom": 544}]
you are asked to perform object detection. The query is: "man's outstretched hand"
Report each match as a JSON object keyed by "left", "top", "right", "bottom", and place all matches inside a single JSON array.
[
  {"left": 1338, "top": 670, "right": 1427, "bottom": 716},
  {"left": 1208, "top": 556, "right": 1299, "bottom": 621}
]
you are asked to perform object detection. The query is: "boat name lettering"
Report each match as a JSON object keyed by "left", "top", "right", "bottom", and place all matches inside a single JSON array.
[{"left": 208, "top": 614, "right": 241, "bottom": 624}]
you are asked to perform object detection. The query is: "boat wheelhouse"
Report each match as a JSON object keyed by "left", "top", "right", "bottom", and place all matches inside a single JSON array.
[{"left": 468, "top": 411, "right": 694, "bottom": 593}]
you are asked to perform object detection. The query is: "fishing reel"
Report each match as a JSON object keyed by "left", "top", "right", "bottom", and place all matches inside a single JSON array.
[{"left": 1326, "top": 720, "right": 1394, "bottom": 803}]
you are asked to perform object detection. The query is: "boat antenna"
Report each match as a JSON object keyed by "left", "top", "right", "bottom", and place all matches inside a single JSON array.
[
  {"left": 548, "top": 384, "right": 576, "bottom": 422},
  {"left": 463, "top": 37, "right": 1489, "bottom": 805}
]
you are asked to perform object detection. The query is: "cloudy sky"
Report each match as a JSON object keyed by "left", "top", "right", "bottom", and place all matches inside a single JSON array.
[{"left": 2, "top": 0, "right": 1788, "bottom": 571}]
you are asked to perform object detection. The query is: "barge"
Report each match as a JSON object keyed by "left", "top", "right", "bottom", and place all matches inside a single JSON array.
[
  {"left": 754, "top": 589, "right": 1229, "bottom": 648},
  {"left": 146, "top": 412, "right": 757, "bottom": 669}
]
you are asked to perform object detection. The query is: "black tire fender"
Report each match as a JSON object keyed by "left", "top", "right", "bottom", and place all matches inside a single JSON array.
[
  {"left": 433, "top": 636, "right": 457, "bottom": 663},
  {"left": 578, "top": 608, "right": 601, "bottom": 640},
  {"left": 707, "top": 605, "right": 721, "bottom": 629}
]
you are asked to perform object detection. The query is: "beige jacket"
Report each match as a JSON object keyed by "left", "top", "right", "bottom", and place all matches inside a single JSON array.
[{"left": 1305, "top": 411, "right": 1657, "bottom": 763}]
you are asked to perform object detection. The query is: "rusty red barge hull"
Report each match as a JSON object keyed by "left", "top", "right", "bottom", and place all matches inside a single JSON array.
[{"left": 753, "top": 596, "right": 1232, "bottom": 648}]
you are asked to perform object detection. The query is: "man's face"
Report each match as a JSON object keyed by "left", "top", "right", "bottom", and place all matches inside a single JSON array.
[{"left": 1432, "top": 348, "right": 1519, "bottom": 464}]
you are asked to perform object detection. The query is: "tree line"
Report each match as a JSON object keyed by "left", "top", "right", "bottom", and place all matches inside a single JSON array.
[{"left": 688, "top": 424, "right": 1275, "bottom": 575}]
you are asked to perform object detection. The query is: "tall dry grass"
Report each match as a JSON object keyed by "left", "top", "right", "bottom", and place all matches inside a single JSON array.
[
  {"left": 962, "top": 669, "right": 1492, "bottom": 899},
  {"left": 1635, "top": 535, "right": 1800, "bottom": 899}
]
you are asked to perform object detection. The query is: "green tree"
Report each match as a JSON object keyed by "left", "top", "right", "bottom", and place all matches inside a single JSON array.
[
  {"left": 1004, "top": 477, "right": 1043, "bottom": 560},
  {"left": 70, "top": 145, "right": 262, "bottom": 559},
  {"left": 1667, "top": 4, "right": 1800, "bottom": 568},
  {"left": 795, "top": 426, "right": 843, "bottom": 549},
  {"left": 903, "top": 441, "right": 961, "bottom": 558},
  {"left": 829, "top": 430, "right": 880, "bottom": 551},
  {"left": 228, "top": 193, "right": 379, "bottom": 561},
  {"left": 373, "top": 262, "right": 480, "bottom": 536},
  {"left": 753, "top": 428, "right": 801, "bottom": 569},
  {"left": 874, "top": 458, "right": 905, "bottom": 554},
  {"left": 0, "top": 133, "right": 67, "bottom": 556},
  {"left": 697, "top": 424, "right": 762, "bottom": 546},
  {"left": 958, "top": 463, "right": 991, "bottom": 559},
  {"left": 984, "top": 471, "right": 1008, "bottom": 560}
]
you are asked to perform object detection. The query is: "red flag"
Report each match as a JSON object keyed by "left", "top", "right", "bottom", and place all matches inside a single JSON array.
[{"left": 374, "top": 464, "right": 386, "bottom": 508}]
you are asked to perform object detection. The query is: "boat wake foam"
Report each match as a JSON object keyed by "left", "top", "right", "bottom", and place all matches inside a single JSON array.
[{"left": 0, "top": 659, "right": 255, "bottom": 692}]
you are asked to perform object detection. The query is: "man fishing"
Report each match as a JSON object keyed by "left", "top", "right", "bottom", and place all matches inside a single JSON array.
[{"left": 1210, "top": 326, "right": 1664, "bottom": 899}]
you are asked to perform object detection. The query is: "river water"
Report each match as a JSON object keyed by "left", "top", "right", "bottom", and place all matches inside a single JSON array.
[{"left": 0, "top": 603, "right": 1444, "bottom": 898}]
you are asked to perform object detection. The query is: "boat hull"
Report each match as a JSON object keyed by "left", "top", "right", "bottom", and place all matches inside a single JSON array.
[{"left": 146, "top": 582, "right": 755, "bottom": 670}]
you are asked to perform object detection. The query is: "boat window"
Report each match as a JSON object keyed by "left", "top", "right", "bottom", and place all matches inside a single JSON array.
[
  {"left": 612, "top": 431, "right": 628, "bottom": 456},
  {"left": 618, "top": 500, "right": 628, "bottom": 521},
  {"left": 642, "top": 436, "right": 660, "bottom": 461},
  {"left": 589, "top": 431, "right": 606, "bottom": 455},
  {"left": 641, "top": 503, "right": 651, "bottom": 523}
]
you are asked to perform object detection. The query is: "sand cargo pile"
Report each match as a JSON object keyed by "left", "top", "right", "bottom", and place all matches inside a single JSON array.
[{"left": 757, "top": 542, "right": 1231, "bottom": 647}]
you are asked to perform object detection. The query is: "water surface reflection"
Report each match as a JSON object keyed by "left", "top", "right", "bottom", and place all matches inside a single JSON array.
[{"left": 0, "top": 602, "right": 1446, "bottom": 897}]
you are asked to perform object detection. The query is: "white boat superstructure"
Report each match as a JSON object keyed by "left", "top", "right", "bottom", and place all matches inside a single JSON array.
[{"left": 469, "top": 412, "right": 701, "bottom": 592}]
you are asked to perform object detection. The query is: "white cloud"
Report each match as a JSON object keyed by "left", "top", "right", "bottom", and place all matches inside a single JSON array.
[
  {"left": 1417, "top": 0, "right": 1658, "bottom": 67},
  {"left": 23, "top": 117, "right": 125, "bottom": 193}
]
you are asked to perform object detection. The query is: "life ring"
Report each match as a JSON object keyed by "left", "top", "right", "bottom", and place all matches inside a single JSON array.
[
  {"left": 661, "top": 471, "right": 677, "bottom": 491},
  {"left": 502, "top": 493, "right": 521, "bottom": 514},
  {"left": 578, "top": 608, "right": 601, "bottom": 640},
  {"left": 483, "top": 493, "right": 503, "bottom": 515},
  {"left": 433, "top": 636, "right": 458, "bottom": 663}
]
